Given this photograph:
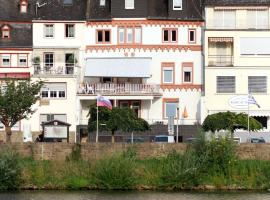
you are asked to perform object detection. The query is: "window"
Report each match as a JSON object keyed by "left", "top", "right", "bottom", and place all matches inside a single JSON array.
[
  {"left": 44, "top": 24, "right": 54, "bottom": 38},
  {"left": 248, "top": 76, "right": 267, "bottom": 94},
  {"left": 163, "top": 99, "right": 179, "bottom": 118},
  {"left": 40, "top": 114, "right": 67, "bottom": 126},
  {"left": 240, "top": 37, "right": 270, "bottom": 55},
  {"left": 41, "top": 83, "right": 67, "bottom": 99},
  {"left": 65, "top": 24, "right": 75, "bottom": 38},
  {"left": 125, "top": 0, "right": 134, "bottom": 9},
  {"left": 182, "top": 64, "right": 193, "bottom": 83},
  {"left": 1, "top": 25, "right": 10, "bottom": 39},
  {"left": 118, "top": 27, "right": 142, "bottom": 44},
  {"left": 213, "top": 10, "right": 236, "bottom": 29},
  {"left": 100, "top": 0, "right": 105, "bottom": 6},
  {"left": 96, "top": 30, "right": 111, "bottom": 43},
  {"left": 163, "top": 29, "right": 177, "bottom": 43},
  {"left": 247, "top": 10, "right": 268, "bottom": 29},
  {"left": 2, "top": 55, "right": 10, "bottom": 67},
  {"left": 20, "top": 0, "right": 28, "bottom": 13},
  {"left": 44, "top": 53, "right": 54, "bottom": 67},
  {"left": 63, "top": 0, "right": 73, "bottom": 5},
  {"left": 162, "top": 63, "right": 175, "bottom": 84},
  {"left": 173, "top": 0, "right": 182, "bottom": 10},
  {"left": 216, "top": 76, "right": 235, "bottom": 93},
  {"left": 19, "top": 55, "right": 27, "bottom": 67},
  {"left": 188, "top": 29, "right": 196, "bottom": 43}
]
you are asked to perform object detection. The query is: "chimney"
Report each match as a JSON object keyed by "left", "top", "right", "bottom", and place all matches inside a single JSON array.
[{"left": 20, "top": 0, "right": 28, "bottom": 13}]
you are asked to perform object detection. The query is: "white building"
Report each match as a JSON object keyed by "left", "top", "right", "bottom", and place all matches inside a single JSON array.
[{"left": 202, "top": 0, "right": 270, "bottom": 141}]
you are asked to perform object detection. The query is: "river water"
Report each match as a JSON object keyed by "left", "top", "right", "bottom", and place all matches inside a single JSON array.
[{"left": 0, "top": 191, "right": 269, "bottom": 200}]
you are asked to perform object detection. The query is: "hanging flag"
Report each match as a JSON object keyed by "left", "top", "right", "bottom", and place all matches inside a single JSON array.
[
  {"left": 248, "top": 94, "right": 260, "bottom": 108},
  {"left": 97, "top": 95, "right": 112, "bottom": 110}
]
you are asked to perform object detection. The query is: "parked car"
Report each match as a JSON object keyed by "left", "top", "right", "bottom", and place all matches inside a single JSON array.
[
  {"left": 126, "top": 137, "right": 145, "bottom": 143},
  {"left": 250, "top": 137, "right": 266, "bottom": 143},
  {"left": 154, "top": 135, "right": 175, "bottom": 143}
]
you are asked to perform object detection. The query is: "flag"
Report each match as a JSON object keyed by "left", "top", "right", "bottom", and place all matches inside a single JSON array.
[
  {"left": 248, "top": 94, "right": 260, "bottom": 108},
  {"left": 97, "top": 95, "right": 112, "bottom": 110}
]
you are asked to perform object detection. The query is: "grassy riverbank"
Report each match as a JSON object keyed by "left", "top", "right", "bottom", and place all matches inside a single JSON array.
[{"left": 2, "top": 136, "right": 270, "bottom": 190}]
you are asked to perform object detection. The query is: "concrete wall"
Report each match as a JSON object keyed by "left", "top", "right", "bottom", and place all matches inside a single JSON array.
[{"left": 1, "top": 143, "right": 270, "bottom": 161}]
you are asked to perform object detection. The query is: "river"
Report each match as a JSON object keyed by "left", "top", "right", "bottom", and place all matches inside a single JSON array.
[{"left": 0, "top": 191, "right": 269, "bottom": 200}]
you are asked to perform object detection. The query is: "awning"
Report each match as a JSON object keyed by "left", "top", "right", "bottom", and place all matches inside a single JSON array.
[
  {"left": 214, "top": 6, "right": 268, "bottom": 10},
  {"left": 209, "top": 37, "right": 233, "bottom": 43},
  {"left": 85, "top": 58, "right": 151, "bottom": 78}
]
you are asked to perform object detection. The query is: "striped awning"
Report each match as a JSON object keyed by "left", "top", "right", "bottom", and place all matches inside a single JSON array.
[
  {"left": 0, "top": 73, "right": 30, "bottom": 79},
  {"left": 209, "top": 37, "right": 233, "bottom": 42},
  {"left": 214, "top": 6, "right": 268, "bottom": 10}
]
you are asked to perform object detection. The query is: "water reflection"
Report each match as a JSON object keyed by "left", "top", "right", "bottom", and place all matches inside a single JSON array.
[{"left": 0, "top": 191, "right": 269, "bottom": 200}]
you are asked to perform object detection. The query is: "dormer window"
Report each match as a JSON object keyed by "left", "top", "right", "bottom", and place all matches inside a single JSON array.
[
  {"left": 100, "top": 0, "right": 105, "bottom": 6},
  {"left": 173, "top": 0, "right": 182, "bottom": 10},
  {"left": 1, "top": 25, "right": 10, "bottom": 39},
  {"left": 63, "top": 0, "right": 73, "bottom": 5},
  {"left": 20, "top": 0, "right": 28, "bottom": 13},
  {"left": 125, "top": 0, "right": 134, "bottom": 9}
]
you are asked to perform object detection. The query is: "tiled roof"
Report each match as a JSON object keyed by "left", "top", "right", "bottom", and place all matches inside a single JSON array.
[{"left": 204, "top": 0, "right": 270, "bottom": 5}]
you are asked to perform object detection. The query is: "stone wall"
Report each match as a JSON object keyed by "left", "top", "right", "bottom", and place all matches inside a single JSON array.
[{"left": 1, "top": 143, "right": 270, "bottom": 161}]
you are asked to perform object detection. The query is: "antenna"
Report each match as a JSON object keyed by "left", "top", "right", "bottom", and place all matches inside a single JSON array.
[{"left": 35, "top": 1, "right": 47, "bottom": 15}]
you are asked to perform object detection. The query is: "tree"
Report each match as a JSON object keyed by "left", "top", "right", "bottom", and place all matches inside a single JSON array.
[
  {"left": 202, "top": 111, "right": 262, "bottom": 137},
  {"left": 88, "top": 105, "right": 150, "bottom": 143},
  {"left": 0, "top": 79, "right": 43, "bottom": 143}
]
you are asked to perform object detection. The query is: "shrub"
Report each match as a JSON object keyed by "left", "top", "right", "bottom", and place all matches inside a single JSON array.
[
  {"left": 0, "top": 150, "right": 21, "bottom": 190},
  {"left": 93, "top": 153, "right": 137, "bottom": 189},
  {"left": 160, "top": 150, "right": 199, "bottom": 189}
]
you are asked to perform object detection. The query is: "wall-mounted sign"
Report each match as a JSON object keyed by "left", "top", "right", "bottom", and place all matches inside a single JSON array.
[
  {"left": 229, "top": 95, "right": 248, "bottom": 109},
  {"left": 44, "top": 126, "right": 68, "bottom": 138}
]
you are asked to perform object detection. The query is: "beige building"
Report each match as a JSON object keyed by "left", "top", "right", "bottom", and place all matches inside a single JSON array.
[{"left": 202, "top": 1, "right": 270, "bottom": 136}]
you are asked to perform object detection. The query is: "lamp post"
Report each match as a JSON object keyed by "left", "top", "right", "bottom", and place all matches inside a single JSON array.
[{"left": 176, "top": 106, "right": 179, "bottom": 143}]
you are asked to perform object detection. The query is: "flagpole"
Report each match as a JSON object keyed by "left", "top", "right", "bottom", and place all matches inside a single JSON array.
[
  {"left": 96, "top": 97, "right": 99, "bottom": 143},
  {"left": 248, "top": 93, "right": 250, "bottom": 137}
]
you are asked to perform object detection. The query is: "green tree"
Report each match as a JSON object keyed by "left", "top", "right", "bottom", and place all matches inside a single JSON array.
[
  {"left": 202, "top": 111, "right": 262, "bottom": 137},
  {"left": 88, "top": 105, "right": 150, "bottom": 143},
  {"left": 0, "top": 79, "right": 43, "bottom": 143}
]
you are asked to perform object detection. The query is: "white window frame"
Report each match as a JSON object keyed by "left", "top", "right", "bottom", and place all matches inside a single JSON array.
[
  {"left": 44, "top": 24, "right": 54, "bottom": 38},
  {"left": 100, "top": 0, "right": 105, "bottom": 6},
  {"left": 183, "top": 66, "right": 193, "bottom": 83},
  {"left": 2, "top": 55, "right": 10, "bottom": 67},
  {"left": 163, "top": 67, "right": 174, "bottom": 84},
  {"left": 173, "top": 0, "right": 182, "bottom": 10},
  {"left": 164, "top": 101, "right": 179, "bottom": 118},
  {"left": 44, "top": 53, "right": 54, "bottom": 67},
  {"left": 125, "top": 0, "right": 134, "bottom": 9},
  {"left": 19, "top": 54, "right": 27, "bottom": 67},
  {"left": 41, "top": 83, "right": 67, "bottom": 99},
  {"left": 188, "top": 29, "right": 196, "bottom": 43},
  {"left": 65, "top": 24, "right": 75, "bottom": 38}
]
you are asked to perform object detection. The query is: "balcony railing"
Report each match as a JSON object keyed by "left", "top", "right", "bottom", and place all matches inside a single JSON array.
[
  {"left": 208, "top": 55, "right": 234, "bottom": 66},
  {"left": 33, "top": 65, "right": 75, "bottom": 75},
  {"left": 77, "top": 83, "right": 161, "bottom": 95}
]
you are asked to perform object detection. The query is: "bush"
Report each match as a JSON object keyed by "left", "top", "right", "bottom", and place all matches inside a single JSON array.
[
  {"left": 0, "top": 150, "right": 21, "bottom": 190},
  {"left": 93, "top": 153, "right": 137, "bottom": 189},
  {"left": 160, "top": 150, "right": 199, "bottom": 189},
  {"left": 193, "top": 133, "right": 237, "bottom": 177}
]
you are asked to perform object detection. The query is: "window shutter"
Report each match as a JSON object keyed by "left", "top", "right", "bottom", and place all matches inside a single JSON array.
[
  {"left": 216, "top": 76, "right": 235, "bottom": 93},
  {"left": 248, "top": 76, "right": 267, "bottom": 93}
]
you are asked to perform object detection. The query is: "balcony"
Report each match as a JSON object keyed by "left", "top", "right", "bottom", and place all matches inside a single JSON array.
[
  {"left": 77, "top": 83, "right": 161, "bottom": 95},
  {"left": 33, "top": 64, "right": 75, "bottom": 76},
  {"left": 208, "top": 55, "right": 234, "bottom": 67}
]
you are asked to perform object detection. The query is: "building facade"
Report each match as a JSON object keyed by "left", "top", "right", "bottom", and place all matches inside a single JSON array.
[
  {"left": 77, "top": 0, "right": 204, "bottom": 139},
  {"left": 202, "top": 0, "right": 270, "bottom": 141}
]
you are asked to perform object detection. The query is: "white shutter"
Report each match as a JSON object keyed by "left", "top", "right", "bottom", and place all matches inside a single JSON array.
[
  {"left": 223, "top": 11, "right": 236, "bottom": 28},
  {"left": 42, "top": 83, "right": 66, "bottom": 91},
  {"left": 257, "top": 10, "right": 268, "bottom": 29},
  {"left": 173, "top": 0, "right": 182, "bottom": 10},
  {"left": 216, "top": 76, "right": 235, "bottom": 93},
  {"left": 240, "top": 37, "right": 270, "bottom": 55}
]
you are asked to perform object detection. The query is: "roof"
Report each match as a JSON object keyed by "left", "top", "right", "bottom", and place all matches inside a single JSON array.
[
  {"left": 41, "top": 120, "right": 71, "bottom": 126},
  {"left": 0, "top": 23, "right": 32, "bottom": 48},
  {"left": 204, "top": 0, "right": 270, "bottom": 6},
  {"left": 87, "top": 0, "right": 203, "bottom": 21},
  {"left": 0, "top": 0, "right": 35, "bottom": 22},
  {"left": 34, "top": 0, "right": 87, "bottom": 20}
]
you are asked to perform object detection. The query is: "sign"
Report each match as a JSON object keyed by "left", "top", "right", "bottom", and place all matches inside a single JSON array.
[
  {"left": 168, "top": 116, "right": 174, "bottom": 135},
  {"left": 44, "top": 126, "right": 68, "bottom": 138},
  {"left": 229, "top": 95, "right": 248, "bottom": 109}
]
